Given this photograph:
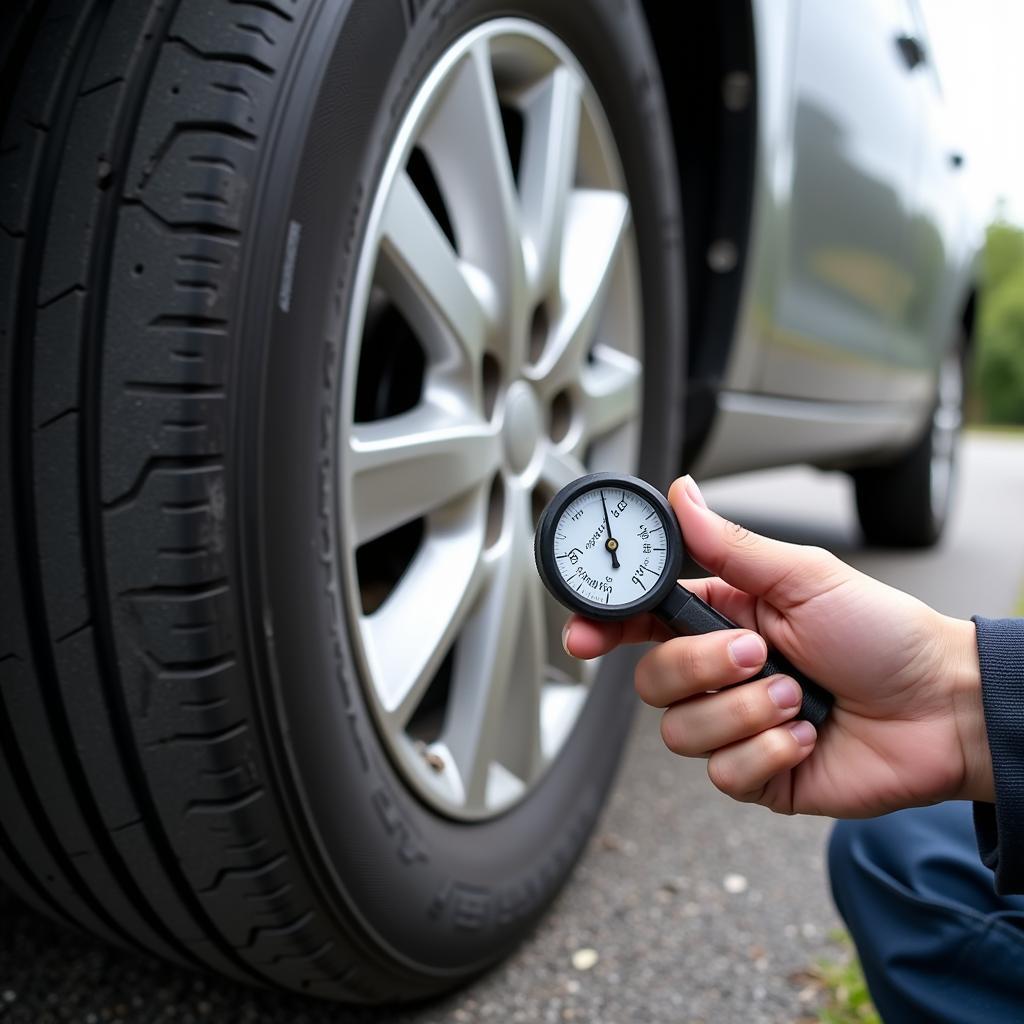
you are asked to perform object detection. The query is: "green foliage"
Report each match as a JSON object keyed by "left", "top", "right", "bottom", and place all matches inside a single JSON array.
[
  {"left": 976, "top": 222, "right": 1024, "bottom": 424},
  {"left": 984, "top": 222, "right": 1024, "bottom": 293},
  {"left": 814, "top": 932, "right": 880, "bottom": 1024}
]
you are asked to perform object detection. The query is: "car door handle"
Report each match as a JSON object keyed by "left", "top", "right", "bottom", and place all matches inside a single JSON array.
[{"left": 895, "top": 33, "right": 927, "bottom": 70}]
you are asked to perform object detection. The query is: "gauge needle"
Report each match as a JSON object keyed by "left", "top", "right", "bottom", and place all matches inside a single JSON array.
[{"left": 600, "top": 490, "right": 620, "bottom": 569}]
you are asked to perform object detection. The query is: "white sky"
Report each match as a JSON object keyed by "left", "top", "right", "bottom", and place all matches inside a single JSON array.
[{"left": 921, "top": 0, "right": 1024, "bottom": 225}]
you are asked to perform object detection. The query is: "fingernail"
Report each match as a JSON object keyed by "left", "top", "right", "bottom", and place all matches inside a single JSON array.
[
  {"left": 561, "top": 620, "right": 574, "bottom": 656},
  {"left": 729, "top": 633, "right": 766, "bottom": 668},
  {"left": 683, "top": 475, "right": 708, "bottom": 509},
  {"left": 768, "top": 677, "right": 801, "bottom": 709},
  {"left": 788, "top": 720, "right": 817, "bottom": 746}
]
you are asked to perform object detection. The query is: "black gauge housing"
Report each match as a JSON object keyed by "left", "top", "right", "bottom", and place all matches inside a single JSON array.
[{"left": 534, "top": 472, "right": 684, "bottom": 621}]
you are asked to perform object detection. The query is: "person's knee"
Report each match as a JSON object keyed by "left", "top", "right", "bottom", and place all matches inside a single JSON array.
[
  {"left": 829, "top": 817, "right": 877, "bottom": 874},
  {"left": 831, "top": 804, "right": 978, "bottom": 907},
  {"left": 828, "top": 818, "right": 865, "bottom": 902},
  {"left": 828, "top": 815, "right": 905, "bottom": 911}
]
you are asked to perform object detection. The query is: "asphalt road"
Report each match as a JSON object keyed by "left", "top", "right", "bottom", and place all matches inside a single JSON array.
[{"left": 2, "top": 434, "right": 1023, "bottom": 1024}]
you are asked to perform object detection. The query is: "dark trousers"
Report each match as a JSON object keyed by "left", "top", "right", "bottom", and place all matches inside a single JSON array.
[{"left": 829, "top": 802, "right": 1024, "bottom": 1023}]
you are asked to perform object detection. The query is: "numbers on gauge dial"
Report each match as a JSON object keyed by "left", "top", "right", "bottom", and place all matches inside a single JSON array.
[{"left": 552, "top": 487, "right": 668, "bottom": 607}]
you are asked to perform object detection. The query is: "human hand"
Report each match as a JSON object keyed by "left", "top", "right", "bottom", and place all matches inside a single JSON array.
[{"left": 563, "top": 476, "right": 992, "bottom": 817}]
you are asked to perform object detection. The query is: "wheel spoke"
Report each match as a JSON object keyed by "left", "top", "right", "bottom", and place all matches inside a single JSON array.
[
  {"left": 360, "top": 512, "right": 486, "bottom": 720},
  {"left": 540, "top": 685, "right": 589, "bottom": 762},
  {"left": 541, "top": 586, "right": 588, "bottom": 685},
  {"left": 442, "top": 484, "right": 535, "bottom": 806},
  {"left": 378, "top": 170, "right": 490, "bottom": 367},
  {"left": 538, "top": 445, "right": 586, "bottom": 495},
  {"left": 495, "top": 567, "right": 547, "bottom": 784},
  {"left": 576, "top": 344, "right": 642, "bottom": 445},
  {"left": 519, "top": 66, "right": 582, "bottom": 301},
  {"left": 420, "top": 41, "right": 527, "bottom": 369},
  {"left": 348, "top": 400, "right": 500, "bottom": 545},
  {"left": 526, "top": 189, "right": 630, "bottom": 396}
]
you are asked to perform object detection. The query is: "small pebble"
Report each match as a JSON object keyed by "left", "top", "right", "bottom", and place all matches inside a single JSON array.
[
  {"left": 598, "top": 833, "right": 637, "bottom": 856},
  {"left": 723, "top": 873, "right": 749, "bottom": 894},
  {"left": 571, "top": 948, "right": 599, "bottom": 971},
  {"left": 660, "top": 875, "right": 690, "bottom": 894}
]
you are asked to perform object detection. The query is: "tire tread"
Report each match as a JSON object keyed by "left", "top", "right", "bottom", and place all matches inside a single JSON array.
[{"left": 0, "top": 0, "right": 365, "bottom": 997}]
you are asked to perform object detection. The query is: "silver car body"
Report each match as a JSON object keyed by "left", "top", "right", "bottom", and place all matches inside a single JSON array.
[{"left": 689, "top": 0, "right": 981, "bottom": 479}]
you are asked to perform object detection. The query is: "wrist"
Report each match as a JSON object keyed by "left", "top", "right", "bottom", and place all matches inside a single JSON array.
[{"left": 944, "top": 616, "right": 994, "bottom": 803}]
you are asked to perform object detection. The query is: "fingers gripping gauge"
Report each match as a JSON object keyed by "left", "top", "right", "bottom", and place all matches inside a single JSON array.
[{"left": 534, "top": 474, "right": 833, "bottom": 728}]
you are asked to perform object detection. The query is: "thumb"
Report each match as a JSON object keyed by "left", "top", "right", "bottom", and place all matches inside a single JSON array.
[{"left": 668, "top": 476, "right": 843, "bottom": 606}]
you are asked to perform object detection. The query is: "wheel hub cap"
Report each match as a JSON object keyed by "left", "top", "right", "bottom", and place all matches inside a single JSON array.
[{"left": 502, "top": 382, "right": 543, "bottom": 474}]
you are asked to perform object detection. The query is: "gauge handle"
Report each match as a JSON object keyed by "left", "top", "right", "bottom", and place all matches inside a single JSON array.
[{"left": 654, "top": 585, "right": 833, "bottom": 728}]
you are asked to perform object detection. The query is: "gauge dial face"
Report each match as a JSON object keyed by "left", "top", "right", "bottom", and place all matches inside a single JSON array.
[{"left": 551, "top": 485, "right": 670, "bottom": 609}]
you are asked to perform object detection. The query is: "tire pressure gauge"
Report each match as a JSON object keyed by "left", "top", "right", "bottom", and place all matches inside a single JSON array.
[{"left": 535, "top": 473, "right": 833, "bottom": 727}]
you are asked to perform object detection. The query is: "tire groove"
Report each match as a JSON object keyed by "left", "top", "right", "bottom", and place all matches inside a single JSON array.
[
  {"left": 123, "top": 196, "right": 243, "bottom": 238},
  {"left": 185, "top": 787, "right": 265, "bottom": 816},
  {"left": 36, "top": 405, "right": 80, "bottom": 430},
  {"left": 226, "top": 0, "right": 295, "bottom": 24},
  {"left": 0, "top": 3, "right": 47, "bottom": 136},
  {"left": 103, "top": 454, "right": 223, "bottom": 511},
  {"left": 146, "top": 652, "right": 237, "bottom": 679},
  {"left": 120, "top": 578, "right": 229, "bottom": 601},
  {"left": 135, "top": 118, "right": 258, "bottom": 191},
  {"left": 0, "top": 702, "right": 114, "bottom": 941},
  {"left": 200, "top": 853, "right": 288, "bottom": 893},
  {"left": 0, "top": 816, "right": 81, "bottom": 933},
  {"left": 146, "top": 721, "right": 248, "bottom": 748},
  {"left": 167, "top": 34, "right": 277, "bottom": 77}
]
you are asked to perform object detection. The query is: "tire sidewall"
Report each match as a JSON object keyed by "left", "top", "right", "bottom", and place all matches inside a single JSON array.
[
  {"left": 247, "top": 0, "right": 684, "bottom": 979},
  {"left": 853, "top": 342, "right": 965, "bottom": 548}
]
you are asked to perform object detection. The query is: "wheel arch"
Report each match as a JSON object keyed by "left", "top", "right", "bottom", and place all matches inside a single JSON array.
[{"left": 640, "top": 0, "right": 758, "bottom": 469}]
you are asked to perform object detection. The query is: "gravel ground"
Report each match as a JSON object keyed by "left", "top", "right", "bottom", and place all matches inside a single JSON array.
[{"left": 2, "top": 435, "right": 1023, "bottom": 1024}]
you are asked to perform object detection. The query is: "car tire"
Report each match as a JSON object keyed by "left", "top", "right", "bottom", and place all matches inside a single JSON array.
[
  {"left": 0, "top": 0, "right": 684, "bottom": 1002},
  {"left": 852, "top": 342, "right": 965, "bottom": 548}
]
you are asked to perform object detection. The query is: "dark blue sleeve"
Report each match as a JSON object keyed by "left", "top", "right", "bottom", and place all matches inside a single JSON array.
[{"left": 972, "top": 616, "right": 1024, "bottom": 894}]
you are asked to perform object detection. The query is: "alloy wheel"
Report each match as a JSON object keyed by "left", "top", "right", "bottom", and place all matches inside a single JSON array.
[{"left": 339, "top": 20, "right": 643, "bottom": 819}]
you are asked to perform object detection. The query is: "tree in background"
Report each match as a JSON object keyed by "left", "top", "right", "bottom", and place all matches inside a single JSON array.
[{"left": 975, "top": 221, "right": 1024, "bottom": 424}]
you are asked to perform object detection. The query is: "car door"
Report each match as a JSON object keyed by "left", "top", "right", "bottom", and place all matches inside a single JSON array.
[
  {"left": 759, "top": 0, "right": 929, "bottom": 402},
  {"left": 903, "top": 0, "right": 969, "bottom": 369}
]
